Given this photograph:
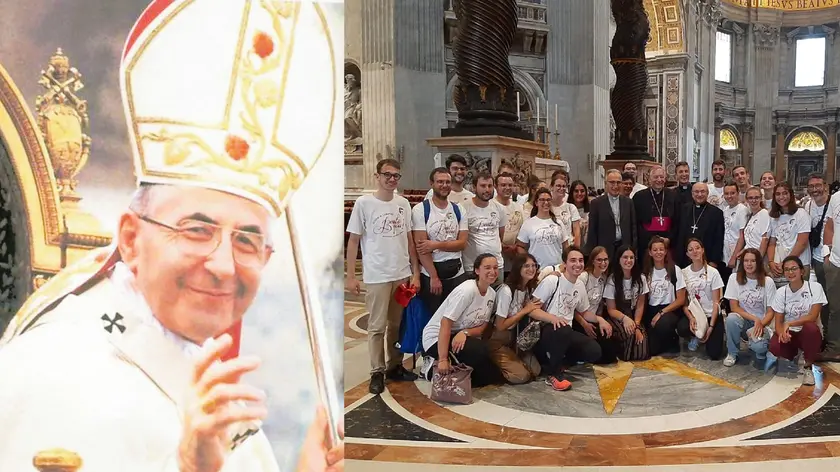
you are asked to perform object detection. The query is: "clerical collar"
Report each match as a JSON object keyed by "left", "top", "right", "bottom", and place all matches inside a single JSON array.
[
  {"left": 695, "top": 202, "right": 706, "bottom": 208},
  {"left": 680, "top": 184, "right": 689, "bottom": 189},
  {"left": 109, "top": 261, "right": 201, "bottom": 356},
  {"left": 608, "top": 194, "right": 619, "bottom": 202}
]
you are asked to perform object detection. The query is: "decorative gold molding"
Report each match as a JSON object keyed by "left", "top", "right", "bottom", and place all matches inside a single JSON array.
[{"left": 723, "top": 0, "right": 840, "bottom": 11}]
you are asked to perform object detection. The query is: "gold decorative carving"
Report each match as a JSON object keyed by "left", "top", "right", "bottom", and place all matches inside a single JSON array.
[
  {"left": 479, "top": 85, "right": 487, "bottom": 102},
  {"left": 35, "top": 49, "right": 90, "bottom": 199},
  {"left": 720, "top": 128, "right": 739, "bottom": 150},
  {"left": 788, "top": 130, "right": 825, "bottom": 152},
  {"left": 723, "top": 0, "right": 840, "bottom": 11},
  {"left": 644, "top": 0, "right": 684, "bottom": 55}
]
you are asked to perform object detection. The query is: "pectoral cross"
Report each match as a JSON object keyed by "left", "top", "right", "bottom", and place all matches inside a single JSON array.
[
  {"left": 658, "top": 217, "right": 664, "bottom": 225},
  {"left": 691, "top": 224, "right": 698, "bottom": 233}
]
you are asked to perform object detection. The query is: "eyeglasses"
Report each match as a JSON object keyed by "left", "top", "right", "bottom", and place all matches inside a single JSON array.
[
  {"left": 136, "top": 213, "right": 271, "bottom": 268},
  {"left": 522, "top": 264, "right": 538, "bottom": 269},
  {"left": 379, "top": 172, "right": 402, "bottom": 181},
  {"left": 537, "top": 198, "right": 552, "bottom": 203},
  {"left": 783, "top": 266, "right": 800, "bottom": 273},
  {"left": 595, "top": 258, "right": 609, "bottom": 263},
  {"left": 746, "top": 196, "right": 762, "bottom": 201},
  {"left": 606, "top": 180, "right": 621, "bottom": 185}
]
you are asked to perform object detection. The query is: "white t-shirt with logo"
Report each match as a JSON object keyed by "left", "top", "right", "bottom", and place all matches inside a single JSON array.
[
  {"left": 532, "top": 274, "right": 589, "bottom": 324},
  {"left": 682, "top": 265, "right": 725, "bottom": 316},
  {"left": 497, "top": 198, "right": 525, "bottom": 270},
  {"left": 425, "top": 188, "right": 474, "bottom": 205},
  {"left": 411, "top": 201, "right": 469, "bottom": 277},
  {"left": 647, "top": 267, "right": 686, "bottom": 306},
  {"left": 827, "top": 192, "right": 840, "bottom": 266},
  {"left": 421, "top": 279, "right": 496, "bottom": 351},
  {"left": 494, "top": 285, "right": 528, "bottom": 330},
  {"left": 461, "top": 199, "right": 508, "bottom": 272},
  {"left": 743, "top": 209, "right": 770, "bottom": 251},
  {"left": 723, "top": 204, "right": 748, "bottom": 264},
  {"left": 603, "top": 275, "right": 650, "bottom": 310},
  {"left": 517, "top": 216, "right": 569, "bottom": 267},
  {"left": 578, "top": 271, "right": 607, "bottom": 314},
  {"left": 805, "top": 199, "right": 828, "bottom": 263},
  {"left": 346, "top": 194, "right": 412, "bottom": 284},
  {"left": 724, "top": 275, "right": 776, "bottom": 322},
  {"left": 707, "top": 184, "right": 726, "bottom": 210},
  {"left": 770, "top": 281, "right": 827, "bottom": 333},
  {"left": 551, "top": 203, "right": 581, "bottom": 244},
  {"left": 769, "top": 208, "right": 811, "bottom": 266}
]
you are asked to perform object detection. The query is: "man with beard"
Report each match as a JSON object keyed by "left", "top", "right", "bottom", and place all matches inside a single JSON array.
[
  {"left": 462, "top": 172, "right": 508, "bottom": 286},
  {"left": 732, "top": 165, "right": 752, "bottom": 203},
  {"left": 675, "top": 183, "right": 725, "bottom": 267},
  {"left": 804, "top": 174, "right": 830, "bottom": 331},
  {"left": 425, "top": 155, "right": 474, "bottom": 204},
  {"left": 495, "top": 173, "right": 525, "bottom": 279},
  {"left": 633, "top": 165, "right": 680, "bottom": 257},
  {"left": 413, "top": 168, "right": 469, "bottom": 315},
  {"left": 623, "top": 162, "right": 647, "bottom": 197},
  {"left": 672, "top": 162, "right": 694, "bottom": 208},
  {"left": 721, "top": 182, "right": 748, "bottom": 285},
  {"left": 707, "top": 160, "right": 727, "bottom": 209}
]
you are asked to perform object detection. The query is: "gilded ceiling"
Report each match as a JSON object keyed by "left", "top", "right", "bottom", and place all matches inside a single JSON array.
[{"left": 644, "top": 0, "right": 684, "bottom": 55}]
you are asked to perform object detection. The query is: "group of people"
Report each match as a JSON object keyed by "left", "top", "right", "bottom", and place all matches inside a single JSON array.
[{"left": 346, "top": 155, "right": 840, "bottom": 397}]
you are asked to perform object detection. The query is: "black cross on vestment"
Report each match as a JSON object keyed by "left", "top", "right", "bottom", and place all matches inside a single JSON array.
[
  {"left": 101, "top": 313, "right": 126, "bottom": 334},
  {"left": 231, "top": 428, "right": 260, "bottom": 450}
]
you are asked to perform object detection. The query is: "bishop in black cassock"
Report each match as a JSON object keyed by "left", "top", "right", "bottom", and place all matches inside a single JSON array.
[
  {"left": 674, "top": 183, "right": 724, "bottom": 267},
  {"left": 633, "top": 183, "right": 680, "bottom": 257}
]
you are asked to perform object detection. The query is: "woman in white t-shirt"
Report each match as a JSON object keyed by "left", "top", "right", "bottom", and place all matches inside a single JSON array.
[
  {"left": 516, "top": 188, "right": 570, "bottom": 267},
  {"left": 574, "top": 246, "right": 619, "bottom": 364},
  {"left": 642, "top": 236, "right": 686, "bottom": 356},
  {"left": 722, "top": 248, "right": 777, "bottom": 370},
  {"left": 760, "top": 171, "right": 776, "bottom": 212},
  {"left": 603, "top": 245, "right": 650, "bottom": 361},
  {"left": 421, "top": 254, "right": 504, "bottom": 387},
  {"left": 768, "top": 182, "right": 811, "bottom": 287},
  {"left": 489, "top": 254, "right": 542, "bottom": 384},
  {"left": 768, "top": 256, "right": 827, "bottom": 386},
  {"left": 733, "top": 187, "right": 771, "bottom": 260},
  {"left": 569, "top": 180, "right": 591, "bottom": 244},
  {"left": 678, "top": 238, "right": 726, "bottom": 359},
  {"left": 550, "top": 175, "right": 582, "bottom": 247}
]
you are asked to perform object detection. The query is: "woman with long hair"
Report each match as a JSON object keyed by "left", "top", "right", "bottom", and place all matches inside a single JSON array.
[
  {"left": 732, "top": 186, "right": 771, "bottom": 260},
  {"left": 760, "top": 171, "right": 776, "bottom": 211},
  {"left": 550, "top": 174, "right": 582, "bottom": 247},
  {"left": 488, "top": 254, "right": 542, "bottom": 384},
  {"left": 421, "top": 254, "right": 504, "bottom": 387},
  {"left": 768, "top": 256, "right": 827, "bottom": 385},
  {"left": 643, "top": 236, "right": 686, "bottom": 356},
  {"left": 569, "top": 180, "right": 591, "bottom": 243},
  {"left": 767, "top": 182, "right": 811, "bottom": 287},
  {"left": 575, "top": 246, "right": 618, "bottom": 363},
  {"left": 522, "top": 177, "right": 547, "bottom": 215},
  {"left": 678, "top": 238, "right": 726, "bottom": 359},
  {"left": 603, "top": 245, "right": 650, "bottom": 361},
  {"left": 516, "top": 187, "right": 569, "bottom": 267},
  {"left": 722, "top": 248, "right": 777, "bottom": 370}
]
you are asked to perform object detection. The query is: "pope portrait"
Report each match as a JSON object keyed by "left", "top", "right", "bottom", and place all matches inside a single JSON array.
[{"left": 0, "top": 0, "right": 343, "bottom": 471}]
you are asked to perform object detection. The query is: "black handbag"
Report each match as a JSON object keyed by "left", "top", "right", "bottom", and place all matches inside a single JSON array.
[
  {"left": 809, "top": 202, "right": 829, "bottom": 249},
  {"left": 434, "top": 259, "right": 463, "bottom": 280}
]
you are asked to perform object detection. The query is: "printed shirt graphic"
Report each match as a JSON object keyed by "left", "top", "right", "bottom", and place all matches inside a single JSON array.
[
  {"left": 723, "top": 204, "right": 748, "bottom": 263},
  {"left": 828, "top": 192, "right": 840, "bottom": 266},
  {"left": 682, "top": 265, "right": 724, "bottom": 316},
  {"left": 578, "top": 271, "right": 606, "bottom": 314},
  {"left": 346, "top": 195, "right": 412, "bottom": 284},
  {"left": 499, "top": 199, "right": 525, "bottom": 245},
  {"left": 517, "top": 216, "right": 569, "bottom": 267},
  {"left": 424, "top": 187, "right": 474, "bottom": 204},
  {"left": 461, "top": 199, "right": 508, "bottom": 271},
  {"left": 770, "top": 208, "right": 811, "bottom": 265},
  {"left": 707, "top": 184, "right": 726, "bottom": 210},
  {"left": 411, "top": 200, "right": 468, "bottom": 276},
  {"left": 603, "top": 274, "right": 650, "bottom": 310},
  {"left": 551, "top": 202, "right": 581, "bottom": 244},
  {"left": 743, "top": 209, "right": 770, "bottom": 250},
  {"left": 533, "top": 274, "right": 588, "bottom": 324},
  {"left": 647, "top": 267, "right": 685, "bottom": 306},
  {"left": 421, "top": 280, "right": 496, "bottom": 351},
  {"left": 770, "top": 281, "right": 827, "bottom": 333},
  {"left": 494, "top": 285, "right": 528, "bottom": 330},
  {"left": 724, "top": 275, "right": 776, "bottom": 320}
]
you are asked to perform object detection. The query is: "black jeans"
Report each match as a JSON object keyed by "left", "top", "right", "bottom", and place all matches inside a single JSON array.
[
  {"left": 536, "top": 324, "right": 602, "bottom": 376},
  {"left": 677, "top": 314, "right": 725, "bottom": 360},
  {"left": 420, "top": 271, "right": 469, "bottom": 316},
  {"left": 425, "top": 337, "right": 504, "bottom": 388},
  {"left": 572, "top": 319, "right": 619, "bottom": 364},
  {"left": 644, "top": 304, "right": 681, "bottom": 356}
]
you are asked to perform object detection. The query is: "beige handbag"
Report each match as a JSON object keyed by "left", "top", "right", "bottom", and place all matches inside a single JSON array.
[
  {"left": 686, "top": 294, "right": 708, "bottom": 338},
  {"left": 430, "top": 354, "right": 473, "bottom": 405}
]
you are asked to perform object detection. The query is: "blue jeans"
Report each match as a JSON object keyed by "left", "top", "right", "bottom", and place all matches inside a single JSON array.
[{"left": 725, "top": 313, "right": 770, "bottom": 359}]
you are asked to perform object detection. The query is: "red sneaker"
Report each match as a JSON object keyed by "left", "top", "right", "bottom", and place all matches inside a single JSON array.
[{"left": 545, "top": 375, "right": 572, "bottom": 391}]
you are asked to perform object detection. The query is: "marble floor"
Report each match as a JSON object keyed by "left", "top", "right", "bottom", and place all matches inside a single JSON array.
[{"left": 344, "top": 291, "right": 840, "bottom": 470}]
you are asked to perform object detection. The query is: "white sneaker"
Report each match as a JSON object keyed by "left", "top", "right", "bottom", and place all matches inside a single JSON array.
[
  {"left": 421, "top": 356, "right": 435, "bottom": 381},
  {"left": 803, "top": 367, "right": 815, "bottom": 386},
  {"left": 688, "top": 337, "right": 700, "bottom": 351},
  {"left": 723, "top": 354, "right": 737, "bottom": 367}
]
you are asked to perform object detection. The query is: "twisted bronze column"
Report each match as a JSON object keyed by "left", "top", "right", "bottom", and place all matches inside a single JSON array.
[
  {"left": 608, "top": 0, "right": 651, "bottom": 160},
  {"left": 442, "top": 0, "right": 531, "bottom": 139}
]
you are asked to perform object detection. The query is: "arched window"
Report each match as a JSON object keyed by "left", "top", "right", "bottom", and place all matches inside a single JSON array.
[
  {"left": 719, "top": 128, "right": 738, "bottom": 150},
  {"left": 787, "top": 131, "right": 825, "bottom": 152}
]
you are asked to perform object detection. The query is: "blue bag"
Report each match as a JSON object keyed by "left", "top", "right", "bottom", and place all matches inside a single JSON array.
[{"left": 396, "top": 297, "right": 432, "bottom": 368}]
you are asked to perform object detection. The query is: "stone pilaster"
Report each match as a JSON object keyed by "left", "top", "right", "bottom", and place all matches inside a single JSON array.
[
  {"left": 751, "top": 23, "right": 781, "bottom": 178},
  {"left": 741, "top": 121, "right": 754, "bottom": 173},
  {"left": 774, "top": 121, "right": 787, "bottom": 180},
  {"left": 827, "top": 121, "right": 837, "bottom": 184}
]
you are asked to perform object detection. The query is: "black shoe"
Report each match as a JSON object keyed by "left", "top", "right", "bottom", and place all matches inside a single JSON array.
[
  {"left": 369, "top": 373, "right": 385, "bottom": 395},
  {"left": 386, "top": 365, "right": 418, "bottom": 381}
]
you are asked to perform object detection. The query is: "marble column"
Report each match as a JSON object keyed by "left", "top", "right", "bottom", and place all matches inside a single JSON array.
[
  {"left": 827, "top": 121, "right": 838, "bottom": 183},
  {"left": 741, "top": 122, "right": 754, "bottom": 172},
  {"left": 774, "top": 122, "right": 786, "bottom": 180},
  {"left": 750, "top": 24, "right": 781, "bottom": 178},
  {"left": 713, "top": 115, "right": 722, "bottom": 162}
]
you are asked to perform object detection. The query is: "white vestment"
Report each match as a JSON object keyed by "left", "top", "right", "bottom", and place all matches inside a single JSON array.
[{"left": 0, "top": 261, "right": 280, "bottom": 471}]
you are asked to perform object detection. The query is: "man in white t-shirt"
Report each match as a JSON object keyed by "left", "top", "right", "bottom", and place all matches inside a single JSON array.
[
  {"left": 413, "top": 167, "right": 469, "bottom": 316},
  {"left": 722, "top": 182, "right": 748, "bottom": 283},
  {"left": 461, "top": 172, "right": 507, "bottom": 285},
  {"left": 424, "top": 155, "right": 474, "bottom": 204},
  {"left": 346, "top": 159, "right": 421, "bottom": 394},
  {"left": 805, "top": 174, "right": 829, "bottom": 289},
  {"left": 822, "top": 188, "right": 840, "bottom": 361},
  {"left": 707, "top": 160, "right": 727, "bottom": 210},
  {"left": 530, "top": 247, "right": 609, "bottom": 391},
  {"left": 495, "top": 172, "right": 524, "bottom": 278},
  {"left": 623, "top": 161, "right": 647, "bottom": 197}
]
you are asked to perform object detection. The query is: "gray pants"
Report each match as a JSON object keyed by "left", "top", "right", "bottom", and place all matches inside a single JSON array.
[{"left": 824, "top": 262, "right": 840, "bottom": 355}]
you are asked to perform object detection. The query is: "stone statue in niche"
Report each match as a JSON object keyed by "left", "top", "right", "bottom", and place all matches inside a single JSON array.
[{"left": 344, "top": 71, "right": 363, "bottom": 153}]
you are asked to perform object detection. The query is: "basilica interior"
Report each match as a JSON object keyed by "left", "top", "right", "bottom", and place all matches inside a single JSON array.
[{"left": 344, "top": 0, "right": 840, "bottom": 469}]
